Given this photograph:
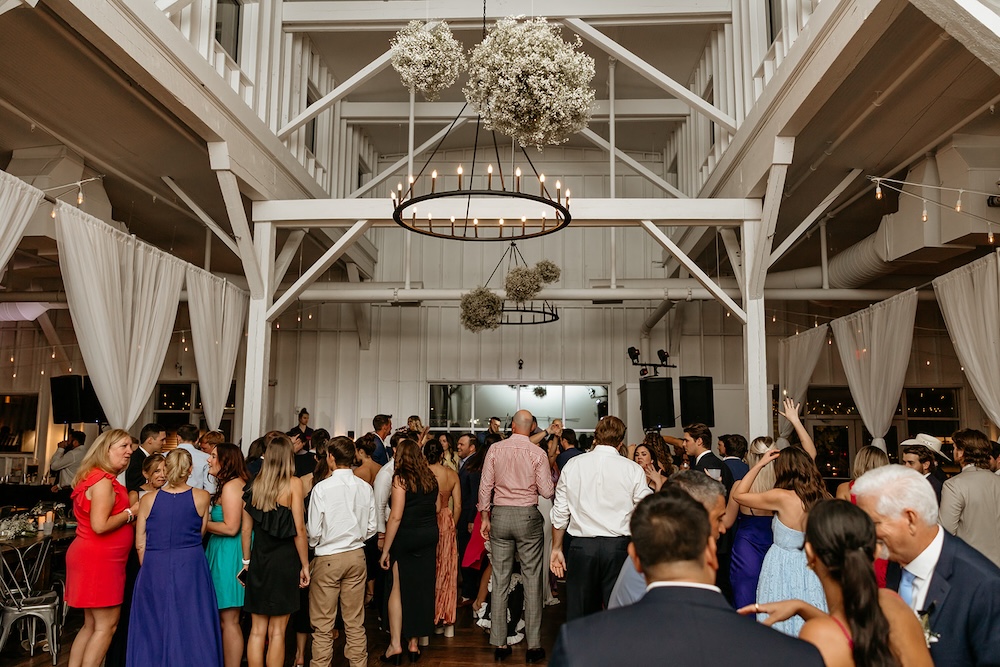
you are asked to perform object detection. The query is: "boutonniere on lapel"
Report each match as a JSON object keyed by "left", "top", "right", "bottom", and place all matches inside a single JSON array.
[{"left": 918, "top": 602, "right": 940, "bottom": 647}]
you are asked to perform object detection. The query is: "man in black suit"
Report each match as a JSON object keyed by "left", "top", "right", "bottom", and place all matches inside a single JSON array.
[
  {"left": 684, "top": 423, "right": 735, "bottom": 602},
  {"left": 551, "top": 490, "right": 823, "bottom": 667},
  {"left": 854, "top": 464, "right": 1000, "bottom": 666},
  {"left": 124, "top": 422, "right": 165, "bottom": 492}
]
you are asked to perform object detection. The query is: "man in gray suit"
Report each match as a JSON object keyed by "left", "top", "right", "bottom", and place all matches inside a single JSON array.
[{"left": 939, "top": 429, "right": 1000, "bottom": 566}]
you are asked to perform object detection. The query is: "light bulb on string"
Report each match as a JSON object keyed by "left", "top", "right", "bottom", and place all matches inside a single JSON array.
[
  {"left": 921, "top": 200, "right": 928, "bottom": 222},
  {"left": 955, "top": 190, "right": 963, "bottom": 212},
  {"left": 77, "top": 186, "right": 84, "bottom": 205},
  {"left": 875, "top": 180, "right": 883, "bottom": 200},
  {"left": 308, "top": 312, "right": 312, "bottom": 320},
  {"left": 990, "top": 227, "right": 995, "bottom": 245}
]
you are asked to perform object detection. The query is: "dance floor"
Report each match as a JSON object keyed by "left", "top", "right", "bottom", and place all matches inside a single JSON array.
[{"left": 2, "top": 594, "right": 565, "bottom": 666}]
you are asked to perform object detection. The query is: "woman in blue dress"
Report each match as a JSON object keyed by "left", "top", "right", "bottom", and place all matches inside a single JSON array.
[
  {"left": 732, "top": 400, "right": 829, "bottom": 637},
  {"left": 206, "top": 443, "right": 249, "bottom": 667},
  {"left": 127, "top": 448, "right": 222, "bottom": 666}
]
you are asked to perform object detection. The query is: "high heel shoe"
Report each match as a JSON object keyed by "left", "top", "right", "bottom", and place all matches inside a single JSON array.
[
  {"left": 380, "top": 652, "right": 403, "bottom": 665},
  {"left": 408, "top": 649, "right": 421, "bottom": 663}
]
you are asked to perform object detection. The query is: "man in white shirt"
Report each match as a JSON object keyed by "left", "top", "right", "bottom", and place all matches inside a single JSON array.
[
  {"left": 49, "top": 430, "right": 87, "bottom": 489},
  {"left": 308, "top": 436, "right": 377, "bottom": 667},
  {"left": 175, "top": 423, "right": 215, "bottom": 494},
  {"left": 854, "top": 465, "right": 1000, "bottom": 666},
  {"left": 550, "top": 415, "right": 651, "bottom": 620}
]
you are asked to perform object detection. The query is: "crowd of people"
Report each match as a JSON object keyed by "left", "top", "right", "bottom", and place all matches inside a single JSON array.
[{"left": 54, "top": 402, "right": 1000, "bottom": 667}]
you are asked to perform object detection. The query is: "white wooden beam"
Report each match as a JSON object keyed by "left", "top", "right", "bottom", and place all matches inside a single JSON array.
[
  {"left": 564, "top": 18, "right": 738, "bottom": 134},
  {"left": 277, "top": 50, "right": 393, "bottom": 140},
  {"left": 267, "top": 219, "right": 374, "bottom": 320},
  {"left": 580, "top": 127, "right": 687, "bottom": 198},
  {"left": 0, "top": 0, "right": 36, "bottom": 16},
  {"left": 283, "top": 1, "right": 732, "bottom": 31},
  {"left": 254, "top": 198, "right": 762, "bottom": 226},
  {"left": 161, "top": 176, "right": 241, "bottom": 257},
  {"left": 768, "top": 168, "right": 863, "bottom": 267},
  {"left": 340, "top": 99, "right": 690, "bottom": 122},
  {"left": 214, "top": 169, "right": 266, "bottom": 299},
  {"left": 346, "top": 263, "right": 371, "bottom": 350},
  {"left": 241, "top": 222, "right": 276, "bottom": 445},
  {"left": 349, "top": 117, "right": 470, "bottom": 199},
  {"left": 273, "top": 230, "right": 306, "bottom": 295},
  {"left": 640, "top": 220, "right": 747, "bottom": 323},
  {"left": 719, "top": 228, "right": 744, "bottom": 297},
  {"left": 155, "top": 0, "right": 196, "bottom": 14},
  {"left": 748, "top": 137, "right": 794, "bottom": 297}
]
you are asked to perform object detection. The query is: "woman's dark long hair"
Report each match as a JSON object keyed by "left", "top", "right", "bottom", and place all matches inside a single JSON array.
[
  {"left": 311, "top": 429, "right": 331, "bottom": 482},
  {"left": 774, "top": 445, "right": 829, "bottom": 511},
  {"left": 210, "top": 443, "right": 249, "bottom": 506},
  {"left": 806, "top": 500, "right": 898, "bottom": 667},
  {"left": 393, "top": 438, "right": 438, "bottom": 494},
  {"left": 424, "top": 439, "right": 444, "bottom": 465}
]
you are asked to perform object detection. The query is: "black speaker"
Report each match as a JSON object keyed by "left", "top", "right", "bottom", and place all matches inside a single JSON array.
[
  {"left": 50, "top": 375, "right": 83, "bottom": 424},
  {"left": 639, "top": 377, "right": 675, "bottom": 430},
  {"left": 80, "top": 376, "right": 107, "bottom": 424},
  {"left": 680, "top": 376, "right": 715, "bottom": 427}
]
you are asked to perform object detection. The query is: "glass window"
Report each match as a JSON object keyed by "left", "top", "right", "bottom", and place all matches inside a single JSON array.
[
  {"left": 519, "top": 385, "right": 563, "bottom": 430},
  {"left": 304, "top": 90, "right": 317, "bottom": 155},
  {"left": 0, "top": 394, "right": 38, "bottom": 453},
  {"left": 474, "top": 385, "right": 518, "bottom": 431},
  {"left": 216, "top": 0, "right": 242, "bottom": 62},
  {"left": 157, "top": 384, "right": 191, "bottom": 412},
  {"left": 428, "top": 384, "right": 472, "bottom": 429},
  {"left": 154, "top": 382, "right": 235, "bottom": 443},
  {"left": 811, "top": 424, "right": 851, "bottom": 479},
  {"left": 564, "top": 385, "right": 608, "bottom": 431},
  {"left": 766, "top": 0, "right": 783, "bottom": 44},
  {"left": 905, "top": 388, "right": 958, "bottom": 418}
]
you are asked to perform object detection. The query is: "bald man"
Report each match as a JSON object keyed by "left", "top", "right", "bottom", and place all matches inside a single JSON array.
[{"left": 478, "top": 410, "right": 555, "bottom": 663}]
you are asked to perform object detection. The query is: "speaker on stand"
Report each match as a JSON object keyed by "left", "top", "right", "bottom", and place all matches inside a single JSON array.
[
  {"left": 639, "top": 377, "right": 676, "bottom": 430},
  {"left": 679, "top": 376, "right": 715, "bottom": 427}
]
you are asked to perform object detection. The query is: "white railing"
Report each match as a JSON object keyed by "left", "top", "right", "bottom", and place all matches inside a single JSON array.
[
  {"left": 212, "top": 42, "right": 255, "bottom": 108},
  {"left": 752, "top": 0, "right": 819, "bottom": 104}
]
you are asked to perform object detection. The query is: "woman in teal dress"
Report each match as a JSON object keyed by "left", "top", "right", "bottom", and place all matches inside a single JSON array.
[{"left": 206, "top": 443, "right": 250, "bottom": 667}]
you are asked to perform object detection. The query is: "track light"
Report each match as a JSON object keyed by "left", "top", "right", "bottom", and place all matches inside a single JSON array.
[
  {"left": 657, "top": 349, "right": 669, "bottom": 364},
  {"left": 627, "top": 346, "right": 640, "bottom": 364}
]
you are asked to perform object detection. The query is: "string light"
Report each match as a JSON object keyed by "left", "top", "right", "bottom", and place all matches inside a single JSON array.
[
  {"left": 875, "top": 179, "right": 883, "bottom": 200},
  {"left": 77, "top": 186, "right": 84, "bottom": 205},
  {"left": 921, "top": 200, "right": 928, "bottom": 222},
  {"left": 955, "top": 190, "right": 962, "bottom": 212}
]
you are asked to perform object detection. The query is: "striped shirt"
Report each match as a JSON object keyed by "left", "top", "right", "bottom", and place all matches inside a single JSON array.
[{"left": 478, "top": 433, "right": 554, "bottom": 512}]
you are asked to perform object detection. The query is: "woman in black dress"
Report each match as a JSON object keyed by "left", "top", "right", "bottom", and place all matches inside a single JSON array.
[
  {"left": 241, "top": 432, "right": 310, "bottom": 667},
  {"left": 380, "top": 438, "right": 440, "bottom": 663}
]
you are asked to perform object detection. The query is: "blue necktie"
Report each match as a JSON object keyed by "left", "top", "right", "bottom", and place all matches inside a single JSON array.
[{"left": 899, "top": 569, "right": 916, "bottom": 608}]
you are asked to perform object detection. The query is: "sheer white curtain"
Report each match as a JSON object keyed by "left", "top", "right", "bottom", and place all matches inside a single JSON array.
[
  {"left": 186, "top": 266, "right": 248, "bottom": 430},
  {"left": 777, "top": 325, "right": 828, "bottom": 445},
  {"left": 54, "top": 203, "right": 185, "bottom": 429},
  {"left": 933, "top": 252, "right": 1000, "bottom": 426},
  {"left": 0, "top": 169, "right": 44, "bottom": 275},
  {"left": 830, "top": 289, "right": 918, "bottom": 452}
]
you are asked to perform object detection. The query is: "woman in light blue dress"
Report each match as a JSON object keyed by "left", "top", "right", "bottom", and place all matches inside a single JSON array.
[
  {"left": 205, "top": 443, "right": 249, "bottom": 667},
  {"left": 732, "top": 401, "right": 829, "bottom": 637}
]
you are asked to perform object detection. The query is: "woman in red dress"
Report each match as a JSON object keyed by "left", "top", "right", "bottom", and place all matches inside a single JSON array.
[{"left": 66, "top": 429, "right": 139, "bottom": 667}]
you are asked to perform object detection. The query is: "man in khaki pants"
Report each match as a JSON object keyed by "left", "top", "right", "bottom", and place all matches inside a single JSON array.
[{"left": 308, "top": 436, "right": 377, "bottom": 667}]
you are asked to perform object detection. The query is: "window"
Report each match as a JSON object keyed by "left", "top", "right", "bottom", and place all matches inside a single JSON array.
[
  {"left": 154, "top": 382, "right": 236, "bottom": 446},
  {"left": 304, "top": 89, "right": 317, "bottom": 155},
  {"left": 766, "top": 0, "right": 783, "bottom": 45},
  {"left": 0, "top": 394, "right": 38, "bottom": 453},
  {"left": 215, "top": 0, "right": 242, "bottom": 63},
  {"left": 429, "top": 383, "right": 609, "bottom": 434}
]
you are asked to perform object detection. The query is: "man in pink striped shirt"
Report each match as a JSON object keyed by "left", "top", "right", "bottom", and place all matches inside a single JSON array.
[{"left": 478, "top": 409, "right": 555, "bottom": 663}]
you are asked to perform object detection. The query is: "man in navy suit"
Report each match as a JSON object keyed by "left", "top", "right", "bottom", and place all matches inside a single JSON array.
[
  {"left": 551, "top": 490, "right": 823, "bottom": 667},
  {"left": 854, "top": 464, "right": 1000, "bottom": 666}
]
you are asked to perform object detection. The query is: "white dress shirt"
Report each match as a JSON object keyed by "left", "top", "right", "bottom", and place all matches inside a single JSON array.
[
  {"left": 550, "top": 445, "right": 652, "bottom": 538},
  {"left": 373, "top": 457, "right": 396, "bottom": 533},
  {"left": 902, "top": 525, "right": 945, "bottom": 612},
  {"left": 307, "top": 468, "right": 377, "bottom": 556},
  {"left": 49, "top": 444, "right": 87, "bottom": 488},
  {"left": 645, "top": 581, "right": 722, "bottom": 595},
  {"left": 177, "top": 442, "right": 215, "bottom": 494}
]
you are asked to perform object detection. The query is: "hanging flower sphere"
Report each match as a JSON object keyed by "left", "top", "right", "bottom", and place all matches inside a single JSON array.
[
  {"left": 534, "top": 259, "right": 561, "bottom": 283},
  {"left": 505, "top": 266, "right": 543, "bottom": 302},
  {"left": 464, "top": 17, "right": 596, "bottom": 148},
  {"left": 391, "top": 21, "right": 465, "bottom": 101},
  {"left": 460, "top": 286, "right": 503, "bottom": 332}
]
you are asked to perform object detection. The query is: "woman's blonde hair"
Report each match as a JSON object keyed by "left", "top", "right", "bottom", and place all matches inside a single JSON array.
[
  {"left": 852, "top": 445, "right": 889, "bottom": 480},
  {"left": 164, "top": 448, "right": 192, "bottom": 487},
  {"left": 747, "top": 436, "right": 778, "bottom": 494},
  {"left": 142, "top": 454, "right": 166, "bottom": 479},
  {"left": 250, "top": 431, "right": 294, "bottom": 511},
  {"left": 73, "top": 429, "right": 132, "bottom": 487}
]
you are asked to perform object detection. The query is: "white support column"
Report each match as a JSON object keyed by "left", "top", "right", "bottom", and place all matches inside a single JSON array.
[
  {"left": 273, "top": 229, "right": 307, "bottom": 294},
  {"left": 742, "top": 218, "right": 770, "bottom": 438},
  {"left": 347, "top": 263, "right": 371, "bottom": 350},
  {"left": 747, "top": 137, "right": 794, "bottom": 298},
  {"left": 242, "top": 221, "right": 277, "bottom": 446}
]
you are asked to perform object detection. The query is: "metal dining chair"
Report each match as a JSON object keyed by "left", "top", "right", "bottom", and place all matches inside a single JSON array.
[{"left": 0, "top": 537, "right": 60, "bottom": 665}]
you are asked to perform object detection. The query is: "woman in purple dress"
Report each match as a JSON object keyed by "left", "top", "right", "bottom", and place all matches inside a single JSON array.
[
  {"left": 126, "top": 448, "right": 222, "bottom": 666},
  {"left": 729, "top": 436, "right": 777, "bottom": 609}
]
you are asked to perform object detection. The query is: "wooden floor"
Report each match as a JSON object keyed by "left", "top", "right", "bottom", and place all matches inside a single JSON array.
[{"left": 2, "top": 594, "right": 566, "bottom": 666}]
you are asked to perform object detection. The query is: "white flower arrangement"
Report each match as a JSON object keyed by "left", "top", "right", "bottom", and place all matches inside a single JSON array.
[
  {"left": 464, "top": 17, "right": 596, "bottom": 148},
  {"left": 505, "top": 266, "right": 543, "bottom": 302},
  {"left": 460, "top": 286, "right": 504, "bottom": 332},
  {"left": 391, "top": 21, "right": 465, "bottom": 101}
]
